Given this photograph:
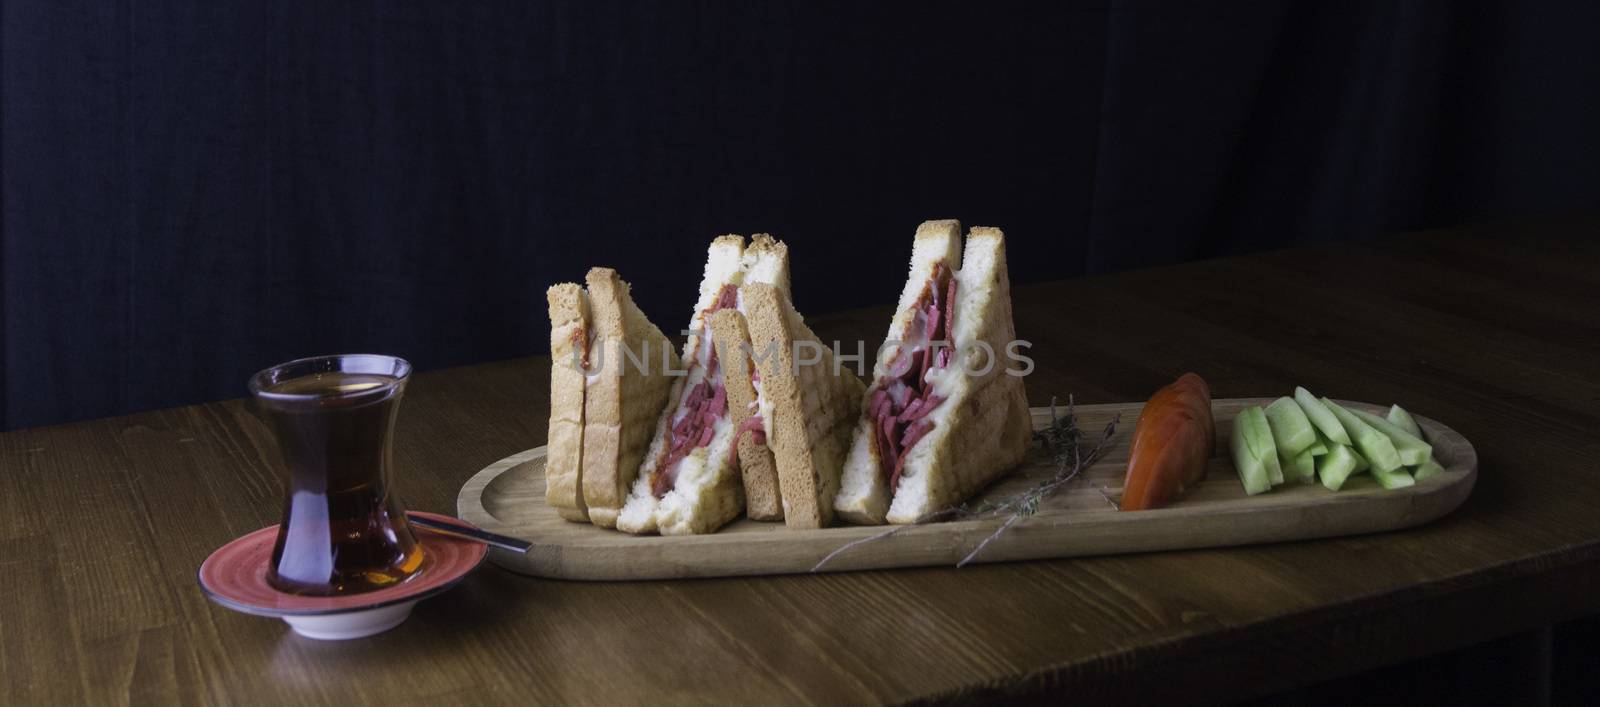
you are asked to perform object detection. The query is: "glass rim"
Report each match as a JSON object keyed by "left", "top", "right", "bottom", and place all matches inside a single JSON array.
[{"left": 248, "top": 353, "right": 412, "bottom": 401}]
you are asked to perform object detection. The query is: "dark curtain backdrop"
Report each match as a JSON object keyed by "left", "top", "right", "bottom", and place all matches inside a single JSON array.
[{"left": 3, "top": 1, "right": 1597, "bottom": 430}]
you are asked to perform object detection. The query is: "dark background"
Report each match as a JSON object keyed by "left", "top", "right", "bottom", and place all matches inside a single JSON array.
[{"left": 3, "top": 0, "right": 1598, "bottom": 431}]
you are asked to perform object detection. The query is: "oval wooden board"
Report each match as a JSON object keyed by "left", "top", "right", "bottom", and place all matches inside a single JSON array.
[{"left": 457, "top": 399, "right": 1477, "bottom": 580}]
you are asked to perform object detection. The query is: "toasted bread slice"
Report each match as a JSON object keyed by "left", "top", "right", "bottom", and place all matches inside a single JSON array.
[
  {"left": 740, "top": 234, "right": 791, "bottom": 300},
  {"left": 743, "top": 282, "right": 865, "bottom": 529},
  {"left": 836, "top": 224, "right": 1031, "bottom": 524},
  {"left": 545, "top": 283, "right": 592, "bottom": 521},
  {"left": 709, "top": 309, "right": 781, "bottom": 520},
  {"left": 619, "top": 236, "right": 749, "bottom": 535},
  {"left": 836, "top": 220, "right": 964, "bottom": 523},
  {"left": 580, "top": 267, "right": 679, "bottom": 528},
  {"left": 706, "top": 234, "right": 792, "bottom": 521}
]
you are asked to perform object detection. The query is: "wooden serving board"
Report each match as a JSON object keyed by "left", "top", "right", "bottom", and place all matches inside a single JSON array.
[{"left": 456, "top": 399, "right": 1476, "bottom": 580}]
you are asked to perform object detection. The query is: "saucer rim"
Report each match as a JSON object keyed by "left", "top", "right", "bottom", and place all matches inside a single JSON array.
[{"left": 196, "top": 511, "right": 488, "bottom": 617}]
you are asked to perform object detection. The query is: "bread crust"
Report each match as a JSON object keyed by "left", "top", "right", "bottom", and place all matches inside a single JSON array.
[
  {"left": 545, "top": 283, "right": 591, "bottom": 522},
  {"left": 743, "top": 234, "right": 792, "bottom": 299},
  {"left": 743, "top": 283, "right": 865, "bottom": 529},
  {"left": 709, "top": 308, "right": 783, "bottom": 520},
  {"left": 581, "top": 267, "right": 679, "bottom": 527}
]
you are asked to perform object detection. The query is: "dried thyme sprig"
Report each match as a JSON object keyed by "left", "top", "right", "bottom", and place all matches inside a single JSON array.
[{"left": 810, "top": 396, "right": 1120, "bottom": 572}]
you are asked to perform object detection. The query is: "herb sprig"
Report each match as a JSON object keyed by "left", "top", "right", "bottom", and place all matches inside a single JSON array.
[{"left": 811, "top": 397, "right": 1120, "bottom": 572}]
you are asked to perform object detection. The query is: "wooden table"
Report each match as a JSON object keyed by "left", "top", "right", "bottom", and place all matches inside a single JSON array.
[{"left": 4, "top": 219, "right": 1598, "bottom": 705}]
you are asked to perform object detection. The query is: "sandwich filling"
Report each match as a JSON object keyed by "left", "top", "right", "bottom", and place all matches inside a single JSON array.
[
  {"left": 868, "top": 262, "right": 957, "bottom": 493},
  {"left": 730, "top": 366, "right": 769, "bottom": 464},
  {"left": 650, "top": 284, "right": 739, "bottom": 498},
  {"left": 573, "top": 322, "right": 598, "bottom": 384}
]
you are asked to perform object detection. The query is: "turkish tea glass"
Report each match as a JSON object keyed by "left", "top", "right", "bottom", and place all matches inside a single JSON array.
[{"left": 249, "top": 354, "right": 425, "bottom": 596}]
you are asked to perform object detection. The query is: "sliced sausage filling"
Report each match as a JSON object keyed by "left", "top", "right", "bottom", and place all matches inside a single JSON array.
[
  {"left": 869, "top": 262, "right": 957, "bottom": 493},
  {"left": 650, "top": 284, "right": 739, "bottom": 498}
]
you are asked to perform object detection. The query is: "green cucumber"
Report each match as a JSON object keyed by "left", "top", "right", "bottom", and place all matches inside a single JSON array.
[
  {"left": 1370, "top": 465, "right": 1416, "bottom": 490},
  {"left": 1317, "top": 444, "right": 1359, "bottom": 491},
  {"left": 1321, "top": 398, "right": 1402, "bottom": 473},
  {"left": 1265, "top": 396, "right": 1317, "bottom": 457},
  {"left": 1286, "top": 449, "right": 1316, "bottom": 484},
  {"left": 1229, "top": 413, "right": 1272, "bottom": 495},
  {"left": 1305, "top": 438, "right": 1329, "bottom": 457},
  {"left": 1349, "top": 444, "right": 1370, "bottom": 474},
  {"left": 1411, "top": 458, "right": 1446, "bottom": 482},
  {"left": 1310, "top": 427, "right": 1340, "bottom": 460},
  {"left": 1319, "top": 427, "right": 1369, "bottom": 473},
  {"left": 1241, "top": 407, "right": 1285, "bottom": 485},
  {"left": 1386, "top": 404, "right": 1423, "bottom": 438},
  {"left": 1351, "top": 408, "right": 1433, "bottom": 466},
  {"left": 1294, "top": 387, "right": 1352, "bottom": 446}
]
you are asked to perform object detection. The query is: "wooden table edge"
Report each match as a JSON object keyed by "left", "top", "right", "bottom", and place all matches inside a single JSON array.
[{"left": 906, "top": 540, "right": 1600, "bottom": 706}]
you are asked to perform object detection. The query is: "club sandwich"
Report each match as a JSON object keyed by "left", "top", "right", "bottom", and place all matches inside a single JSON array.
[
  {"left": 834, "top": 220, "right": 1032, "bottom": 524},
  {"left": 617, "top": 235, "right": 792, "bottom": 534},
  {"left": 545, "top": 268, "right": 680, "bottom": 526}
]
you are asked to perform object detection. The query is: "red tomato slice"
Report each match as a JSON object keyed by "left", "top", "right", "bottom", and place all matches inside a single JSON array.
[{"left": 1120, "top": 373, "right": 1215, "bottom": 511}]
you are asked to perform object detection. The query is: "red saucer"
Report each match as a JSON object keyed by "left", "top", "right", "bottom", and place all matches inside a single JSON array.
[{"left": 198, "top": 511, "right": 487, "bottom": 617}]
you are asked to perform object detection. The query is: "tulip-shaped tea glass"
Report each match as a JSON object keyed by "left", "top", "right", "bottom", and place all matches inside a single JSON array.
[{"left": 249, "top": 354, "right": 425, "bottom": 596}]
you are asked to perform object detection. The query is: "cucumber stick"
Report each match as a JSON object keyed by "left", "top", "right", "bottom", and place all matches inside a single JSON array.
[
  {"left": 1330, "top": 406, "right": 1413, "bottom": 488},
  {"left": 1349, "top": 444, "right": 1370, "bottom": 474},
  {"left": 1314, "top": 428, "right": 1366, "bottom": 472},
  {"left": 1369, "top": 465, "right": 1416, "bottom": 489},
  {"left": 1386, "top": 404, "right": 1423, "bottom": 438},
  {"left": 1412, "top": 458, "right": 1446, "bottom": 481},
  {"left": 1294, "top": 387, "right": 1352, "bottom": 446},
  {"left": 1229, "top": 413, "right": 1272, "bottom": 495},
  {"left": 1317, "top": 444, "right": 1360, "bottom": 491},
  {"left": 1240, "top": 407, "right": 1285, "bottom": 485},
  {"left": 1351, "top": 408, "right": 1433, "bottom": 466},
  {"left": 1320, "top": 398, "right": 1402, "bottom": 473},
  {"left": 1305, "top": 438, "right": 1328, "bottom": 457},
  {"left": 1313, "top": 428, "right": 1353, "bottom": 467},
  {"left": 1265, "top": 396, "right": 1317, "bottom": 457},
  {"left": 1286, "top": 449, "right": 1316, "bottom": 484}
]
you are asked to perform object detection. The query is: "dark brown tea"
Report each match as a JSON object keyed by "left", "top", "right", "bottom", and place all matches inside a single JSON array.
[{"left": 252, "top": 360, "right": 425, "bottom": 596}]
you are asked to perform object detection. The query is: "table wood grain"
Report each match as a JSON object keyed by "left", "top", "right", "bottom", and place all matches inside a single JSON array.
[{"left": 3, "top": 218, "right": 1597, "bottom": 706}]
